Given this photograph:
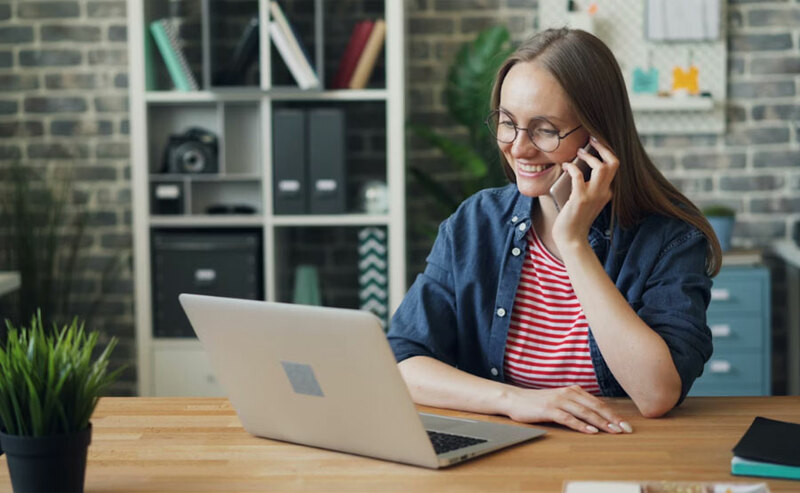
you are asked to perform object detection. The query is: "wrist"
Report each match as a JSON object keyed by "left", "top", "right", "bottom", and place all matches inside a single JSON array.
[{"left": 497, "top": 383, "right": 520, "bottom": 419}]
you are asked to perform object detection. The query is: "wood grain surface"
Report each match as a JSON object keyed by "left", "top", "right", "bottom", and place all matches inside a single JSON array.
[{"left": 0, "top": 397, "right": 798, "bottom": 492}]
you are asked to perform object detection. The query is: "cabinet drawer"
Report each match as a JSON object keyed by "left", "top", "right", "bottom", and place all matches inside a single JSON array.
[
  {"left": 707, "top": 270, "right": 766, "bottom": 315},
  {"left": 689, "top": 381, "right": 764, "bottom": 397},
  {"left": 154, "top": 347, "right": 225, "bottom": 397},
  {"left": 706, "top": 316, "right": 764, "bottom": 351},
  {"left": 692, "top": 350, "right": 765, "bottom": 392}
]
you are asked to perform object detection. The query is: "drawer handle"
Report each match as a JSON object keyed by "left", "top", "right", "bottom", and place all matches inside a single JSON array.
[
  {"left": 710, "top": 324, "right": 731, "bottom": 338},
  {"left": 709, "top": 360, "right": 731, "bottom": 374},
  {"left": 710, "top": 288, "right": 730, "bottom": 301}
]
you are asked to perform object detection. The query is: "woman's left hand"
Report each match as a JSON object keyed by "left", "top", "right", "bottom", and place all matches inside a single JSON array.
[{"left": 552, "top": 137, "right": 619, "bottom": 250}]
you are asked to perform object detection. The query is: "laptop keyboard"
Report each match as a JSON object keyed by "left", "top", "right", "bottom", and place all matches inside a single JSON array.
[{"left": 426, "top": 430, "right": 487, "bottom": 455}]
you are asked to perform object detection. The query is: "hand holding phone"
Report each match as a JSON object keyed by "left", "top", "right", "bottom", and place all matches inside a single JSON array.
[{"left": 548, "top": 142, "right": 595, "bottom": 212}]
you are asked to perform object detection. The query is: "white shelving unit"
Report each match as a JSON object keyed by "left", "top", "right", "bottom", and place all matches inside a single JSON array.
[{"left": 127, "top": 0, "right": 406, "bottom": 396}]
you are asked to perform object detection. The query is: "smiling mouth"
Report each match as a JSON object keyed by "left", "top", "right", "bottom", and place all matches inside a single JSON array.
[{"left": 517, "top": 162, "right": 555, "bottom": 174}]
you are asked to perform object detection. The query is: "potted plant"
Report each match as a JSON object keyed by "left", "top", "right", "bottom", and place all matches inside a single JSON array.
[
  {"left": 408, "top": 26, "right": 513, "bottom": 237},
  {"left": 0, "top": 311, "right": 123, "bottom": 493},
  {"left": 703, "top": 205, "right": 736, "bottom": 252}
]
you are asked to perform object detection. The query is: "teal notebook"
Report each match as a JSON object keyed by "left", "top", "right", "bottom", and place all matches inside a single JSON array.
[
  {"left": 149, "top": 19, "right": 199, "bottom": 91},
  {"left": 731, "top": 416, "right": 800, "bottom": 481},
  {"left": 732, "top": 456, "right": 800, "bottom": 480}
]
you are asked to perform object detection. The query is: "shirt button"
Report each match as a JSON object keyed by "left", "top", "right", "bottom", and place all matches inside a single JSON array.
[
  {"left": 490, "top": 367, "right": 499, "bottom": 377},
  {"left": 511, "top": 247, "right": 521, "bottom": 256},
  {"left": 605, "top": 228, "right": 612, "bottom": 236},
  {"left": 511, "top": 215, "right": 519, "bottom": 223},
  {"left": 518, "top": 223, "right": 526, "bottom": 232},
  {"left": 496, "top": 308, "right": 506, "bottom": 317}
]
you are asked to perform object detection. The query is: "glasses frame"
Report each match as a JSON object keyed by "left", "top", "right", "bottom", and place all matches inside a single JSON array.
[{"left": 485, "top": 109, "right": 582, "bottom": 153}]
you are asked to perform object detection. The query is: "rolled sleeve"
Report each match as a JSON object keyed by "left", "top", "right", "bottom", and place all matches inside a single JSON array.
[
  {"left": 636, "top": 230, "right": 713, "bottom": 405},
  {"left": 387, "top": 219, "right": 459, "bottom": 366}
]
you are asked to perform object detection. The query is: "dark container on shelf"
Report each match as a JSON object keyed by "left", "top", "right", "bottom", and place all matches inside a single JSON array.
[{"left": 151, "top": 229, "right": 263, "bottom": 337}]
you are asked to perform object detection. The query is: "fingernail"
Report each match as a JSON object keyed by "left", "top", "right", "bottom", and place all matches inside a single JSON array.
[
  {"left": 608, "top": 423, "right": 622, "bottom": 433},
  {"left": 577, "top": 147, "right": 585, "bottom": 155},
  {"left": 586, "top": 425, "right": 599, "bottom": 433},
  {"left": 590, "top": 136, "right": 598, "bottom": 142},
  {"left": 619, "top": 421, "right": 633, "bottom": 433}
]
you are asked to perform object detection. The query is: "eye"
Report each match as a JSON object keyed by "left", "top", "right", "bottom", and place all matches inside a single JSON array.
[
  {"left": 498, "top": 120, "right": 515, "bottom": 128},
  {"left": 534, "top": 128, "right": 559, "bottom": 137}
]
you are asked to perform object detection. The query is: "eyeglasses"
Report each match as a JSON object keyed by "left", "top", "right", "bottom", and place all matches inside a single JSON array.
[{"left": 485, "top": 109, "right": 582, "bottom": 153}]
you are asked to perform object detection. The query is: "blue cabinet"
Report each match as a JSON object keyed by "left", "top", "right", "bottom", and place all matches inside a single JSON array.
[{"left": 689, "top": 266, "right": 771, "bottom": 396}]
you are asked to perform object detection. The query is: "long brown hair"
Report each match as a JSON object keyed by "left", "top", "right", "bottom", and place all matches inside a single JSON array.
[{"left": 490, "top": 28, "right": 722, "bottom": 276}]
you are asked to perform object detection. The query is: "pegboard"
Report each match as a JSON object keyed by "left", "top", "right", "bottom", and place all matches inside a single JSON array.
[{"left": 538, "top": 0, "right": 726, "bottom": 135}]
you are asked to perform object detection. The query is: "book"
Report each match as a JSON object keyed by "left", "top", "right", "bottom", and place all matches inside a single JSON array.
[
  {"left": 731, "top": 416, "right": 800, "bottom": 481},
  {"left": 216, "top": 15, "right": 260, "bottom": 86},
  {"left": 331, "top": 20, "right": 374, "bottom": 89},
  {"left": 268, "top": 21, "right": 315, "bottom": 89},
  {"left": 348, "top": 19, "right": 386, "bottom": 89},
  {"left": 149, "top": 19, "right": 199, "bottom": 91},
  {"left": 269, "top": 1, "right": 319, "bottom": 89},
  {"left": 732, "top": 456, "right": 800, "bottom": 481}
]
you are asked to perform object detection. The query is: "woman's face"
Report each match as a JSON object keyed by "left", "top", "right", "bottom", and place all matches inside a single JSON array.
[{"left": 497, "top": 61, "right": 590, "bottom": 198}]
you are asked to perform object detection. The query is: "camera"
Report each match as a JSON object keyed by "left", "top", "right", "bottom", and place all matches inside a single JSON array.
[{"left": 162, "top": 127, "right": 219, "bottom": 174}]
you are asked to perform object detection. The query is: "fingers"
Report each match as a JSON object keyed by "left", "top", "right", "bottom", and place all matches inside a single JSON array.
[{"left": 555, "top": 386, "right": 634, "bottom": 434}]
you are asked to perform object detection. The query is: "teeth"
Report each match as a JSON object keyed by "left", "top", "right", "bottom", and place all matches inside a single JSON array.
[{"left": 518, "top": 163, "right": 552, "bottom": 173}]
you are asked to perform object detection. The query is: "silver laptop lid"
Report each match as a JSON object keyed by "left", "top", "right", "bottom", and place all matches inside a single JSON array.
[{"left": 179, "top": 294, "right": 440, "bottom": 468}]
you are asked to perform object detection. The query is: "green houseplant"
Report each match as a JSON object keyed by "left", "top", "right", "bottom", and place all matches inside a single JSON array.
[
  {"left": 408, "top": 26, "right": 514, "bottom": 236},
  {"left": 0, "top": 311, "right": 123, "bottom": 493},
  {"left": 702, "top": 205, "right": 736, "bottom": 252},
  {"left": 0, "top": 162, "right": 124, "bottom": 331}
]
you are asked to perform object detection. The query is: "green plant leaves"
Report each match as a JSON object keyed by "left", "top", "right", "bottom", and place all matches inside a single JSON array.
[
  {"left": 408, "top": 26, "right": 513, "bottom": 234},
  {"left": 446, "top": 26, "right": 513, "bottom": 133},
  {"left": 0, "top": 311, "right": 123, "bottom": 436}
]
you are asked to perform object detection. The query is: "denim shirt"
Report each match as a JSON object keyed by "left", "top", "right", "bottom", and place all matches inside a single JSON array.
[{"left": 388, "top": 184, "right": 713, "bottom": 405}]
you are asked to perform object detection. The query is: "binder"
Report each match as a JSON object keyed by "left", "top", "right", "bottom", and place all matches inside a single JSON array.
[
  {"left": 272, "top": 109, "right": 307, "bottom": 214},
  {"left": 308, "top": 108, "right": 346, "bottom": 214},
  {"left": 149, "top": 19, "right": 199, "bottom": 91}
]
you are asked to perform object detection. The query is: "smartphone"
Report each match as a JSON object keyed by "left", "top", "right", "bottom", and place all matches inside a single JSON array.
[{"left": 548, "top": 142, "right": 595, "bottom": 212}]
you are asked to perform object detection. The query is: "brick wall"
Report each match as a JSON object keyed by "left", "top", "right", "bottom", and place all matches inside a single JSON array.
[{"left": 0, "top": 0, "right": 135, "bottom": 395}]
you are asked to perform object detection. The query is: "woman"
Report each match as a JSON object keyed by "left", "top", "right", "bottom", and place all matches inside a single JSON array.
[{"left": 387, "top": 28, "right": 720, "bottom": 434}]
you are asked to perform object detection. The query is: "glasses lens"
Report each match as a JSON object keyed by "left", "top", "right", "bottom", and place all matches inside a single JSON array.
[
  {"left": 530, "top": 119, "right": 560, "bottom": 152},
  {"left": 487, "top": 111, "right": 516, "bottom": 143}
]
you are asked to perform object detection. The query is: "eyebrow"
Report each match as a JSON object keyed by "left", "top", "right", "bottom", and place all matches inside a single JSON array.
[{"left": 498, "top": 106, "right": 564, "bottom": 125}]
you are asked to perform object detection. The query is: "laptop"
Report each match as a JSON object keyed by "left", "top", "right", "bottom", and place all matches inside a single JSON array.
[{"left": 179, "top": 294, "right": 546, "bottom": 468}]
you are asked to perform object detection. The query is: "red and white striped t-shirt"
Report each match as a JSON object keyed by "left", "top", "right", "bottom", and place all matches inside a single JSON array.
[{"left": 503, "top": 228, "right": 601, "bottom": 395}]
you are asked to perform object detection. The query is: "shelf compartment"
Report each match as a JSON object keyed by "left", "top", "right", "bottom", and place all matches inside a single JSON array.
[
  {"left": 208, "top": 0, "right": 261, "bottom": 89},
  {"left": 271, "top": 100, "right": 387, "bottom": 215},
  {"left": 273, "top": 226, "right": 385, "bottom": 310}
]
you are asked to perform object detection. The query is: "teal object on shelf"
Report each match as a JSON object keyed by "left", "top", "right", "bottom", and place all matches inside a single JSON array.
[
  {"left": 293, "top": 265, "right": 321, "bottom": 306},
  {"left": 632, "top": 67, "right": 659, "bottom": 94},
  {"left": 708, "top": 216, "right": 735, "bottom": 252}
]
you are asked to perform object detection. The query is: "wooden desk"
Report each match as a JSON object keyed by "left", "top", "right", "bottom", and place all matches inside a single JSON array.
[{"left": 1, "top": 397, "right": 798, "bottom": 492}]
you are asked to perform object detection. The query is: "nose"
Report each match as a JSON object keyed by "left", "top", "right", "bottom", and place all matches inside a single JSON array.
[{"left": 509, "top": 130, "right": 539, "bottom": 157}]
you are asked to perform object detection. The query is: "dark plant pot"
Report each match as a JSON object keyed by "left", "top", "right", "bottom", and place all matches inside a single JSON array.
[
  {"left": 707, "top": 216, "right": 735, "bottom": 252},
  {"left": 0, "top": 424, "right": 92, "bottom": 493}
]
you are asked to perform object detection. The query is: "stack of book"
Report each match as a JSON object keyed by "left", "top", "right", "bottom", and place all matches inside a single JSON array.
[
  {"left": 731, "top": 416, "right": 800, "bottom": 481},
  {"left": 331, "top": 19, "right": 387, "bottom": 89},
  {"left": 148, "top": 18, "right": 200, "bottom": 91},
  {"left": 269, "top": 1, "right": 320, "bottom": 90}
]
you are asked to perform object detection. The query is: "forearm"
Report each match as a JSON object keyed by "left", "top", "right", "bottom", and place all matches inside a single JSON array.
[
  {"left": 560, "top": 242, "right": 682, "bottom": 417},
  {"left": 397, "top": 356, "right": 515, "bottom": 417}
]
